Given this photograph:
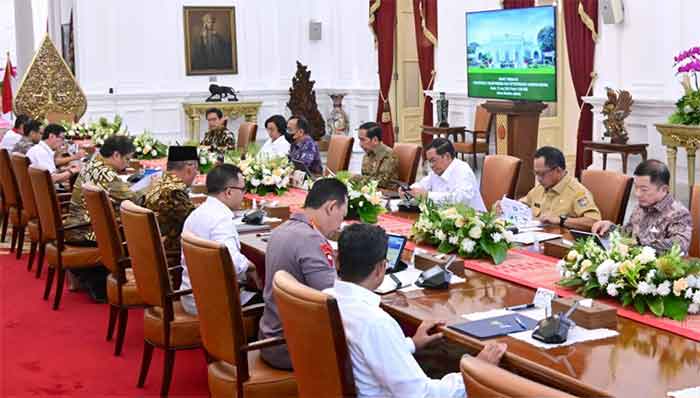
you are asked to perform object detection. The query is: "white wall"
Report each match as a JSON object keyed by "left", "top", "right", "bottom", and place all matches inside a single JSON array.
[{"left": 52, "top": 0, "right": 379, "bottom": 145}]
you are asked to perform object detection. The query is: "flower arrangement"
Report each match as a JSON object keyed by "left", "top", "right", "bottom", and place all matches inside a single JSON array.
[
  {"left": 90, "top": 115, "right": 128, "bottom": 146},
  {"left": 670, "top": 46, "right": 700, "bottom": 125},
  {"left": 558, "top": 232, "right": 700, "bottom": 320},
  {"left": 132, "top": 131, "right": 168, "bottom": 160},
  {"left": 237, "top": 147, "right": 295, "bottom": 196},
  {"left": 61, "top": 121, "right": 91, "bottom": 140},
  {"left": 335, "top": 171, "right": 385, "bottom": 224},
  {"left": 197, "top": 146, "right": 219, "bottom": 174},
  {"left": 411, "top": 198, "right": 513, "bottom": 264}
]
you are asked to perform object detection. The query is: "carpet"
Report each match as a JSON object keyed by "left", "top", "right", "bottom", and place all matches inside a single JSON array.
[{"left": 0, "top": 252, "right": 209, "bottom": 397}]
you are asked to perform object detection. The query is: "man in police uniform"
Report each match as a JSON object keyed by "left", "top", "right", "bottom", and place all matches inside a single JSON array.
[
  {"left": 518, "top": 146, "right": 601, "bottom": 230},
  {"left": 201, "top": 107, "right": 236, "bottom": 153},
  {"left": 142, "top": 146, "right": 199, "bottom": 265},
  {"left": 352, "top": 121, "right": 399, "bottom": 190}
]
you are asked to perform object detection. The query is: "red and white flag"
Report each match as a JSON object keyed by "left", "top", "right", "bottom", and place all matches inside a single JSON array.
[{"left": 2, "top": 54, "right": 17, "bottom": 115}]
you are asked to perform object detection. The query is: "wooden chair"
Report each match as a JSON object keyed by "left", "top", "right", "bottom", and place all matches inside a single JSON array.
[
  {"left": 237, "top": 122, "right": 258, "bottom": 153},
  {"left": 182, "top": 232, "right": 298, "bottom": 398},
  {"left": 83, "top": 184, "right": 147, "bottom": 356},
  {"left": 460, "top": 356, "right": 577, "bottom": 398},
  {"left": 28, "top": 166, "right": 101, "bottom": 310},
  {"left": 581, "top": 169, "right": 633, "bottom": 225},
  {"left": 11, "top": 154, "right": 43, "bottom": 273},
  {"left": 0, "top": 149, "right": 26, "bottom": 258},
  {"left": 120, "top": 200, "right": 201, "bottom": 397},
  {"left": 480, "top": 155, "right": 522, "bottom": 211},
  {"left": 689, "top": 185, "right": 700, "bottom": 258},
  {"left": 392, "top": 143, "right": 422, "bottom": 185},
  {"left": 453, "top": 105, "right": 493, "bottom": 169},
  {"left": 0, "top": 188, "right": 8, "bottom": 243},
  {"left": 272, "top": 271, "right": 356, "bottom": 397},
  {"left": 325, "top": 135, "right": 354, "bottom": 175}
]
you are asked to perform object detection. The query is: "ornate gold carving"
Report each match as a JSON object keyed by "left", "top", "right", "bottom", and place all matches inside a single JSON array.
[{"left": 14, "top": 35, "right": 87, "bottom": 120}]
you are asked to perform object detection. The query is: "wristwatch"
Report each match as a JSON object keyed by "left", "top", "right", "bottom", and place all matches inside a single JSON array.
[{"left": 559, "top": 215, "right": 568, "bottom": 227}]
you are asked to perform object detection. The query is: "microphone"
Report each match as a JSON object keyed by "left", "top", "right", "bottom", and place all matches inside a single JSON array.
[{"left": 290, "top": 157, "right": 315, "bottom": 179}]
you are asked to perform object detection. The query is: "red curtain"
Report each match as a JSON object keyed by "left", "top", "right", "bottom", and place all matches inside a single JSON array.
[
  {"left": 412, "top": 0, "right": 437, "bottom": 150},
  {"left": 564, "top": 0, "right": 598, "bottom": 177},
  {"left": 502, "top": 0, "right": 535, "bottom": 8},
  {"left": 370, "top": 0, "right": 396, "bottom": 146}
]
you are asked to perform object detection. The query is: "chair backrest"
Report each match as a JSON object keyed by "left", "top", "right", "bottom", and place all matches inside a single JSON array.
[
  {"left": 28, "top": 166, "right": 63, "bottom": 242},
  {"left": 473, "top": 105, "right": 493, "bottom": 134},
  {"left": 181, "top": 232, "right": 246, "bottom": 369},
  {"left": 10, "top": 154, "right": 37, "bottom": 219},
  {"left": 690, "top": 185, "right": 700, "bottom": 258},
  {"left": 325, "top": 135, "right": 354, "bottom": 175},
  {"left": 120, "top": 200, "right": 171, "bottom": 308},
  {"left": 46, "top": 111, "right": 76, "bottom": 124},
  {"left": 480, "top": 155, "right": 522, "bottom": 211},
  {"left": 272, "top": 271, "right": 356, "bottom": 397},
  {"left": 392, "top": 143, "right": 422, "bottom": 185},
  {"left": 0, "top": 149, "right": 21, "bottom": 208},
  {"left": 581, "top": 169, "right": 633, "bottom": 225},
  {"left": 83, "top": 183, "right": 126, "bottom": 275},
  {"left": 237, "top": 122, "right": 258, "bottom": 151},
  {"left": 460, "top": 356, "right": 577, "bottom": 398}
]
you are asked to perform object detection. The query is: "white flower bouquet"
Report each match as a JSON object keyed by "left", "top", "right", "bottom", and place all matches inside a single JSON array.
[
  {"left": 558, "top": 233, "right": 700, "bottom": 320},
  {"left": 132, "top": 131, "right": 167, "bottom": 160},
  {"left": 335, "top": 171, "right": 385, "bottom": 224},
  {"left": 61, "top": 121, "right": 91, "bottom": 140},
  {"left": 89, "top": 115, "right": 128, "bottom": 146},
  {"left": 412, "top": 198, "right": 513, "bottom": 264},
  {"left": 236, "top": 148, "right": 294, "bottom": 196},
  {"left": 197, "top": 146, "right": 219, "bottom": 174}
]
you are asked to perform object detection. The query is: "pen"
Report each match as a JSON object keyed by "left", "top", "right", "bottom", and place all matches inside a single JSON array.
[
  {"left": 514, "top": 316, "right": 527, "bottom": 331},
  {"left": 506, "top": 303, "right": 535, "bottom": 311}
]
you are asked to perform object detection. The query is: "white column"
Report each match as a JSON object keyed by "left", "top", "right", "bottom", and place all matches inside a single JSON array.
[{"left": 13, "top": 0, "right": 35, "bottom": 81}]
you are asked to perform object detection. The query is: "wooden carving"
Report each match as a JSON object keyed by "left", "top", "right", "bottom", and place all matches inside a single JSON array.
[
  {"left": 287, "top": 61, "right": 325, "bottom": 140},
  {"left": 602, "top": 87, "right": 633, "bottom": 144}
]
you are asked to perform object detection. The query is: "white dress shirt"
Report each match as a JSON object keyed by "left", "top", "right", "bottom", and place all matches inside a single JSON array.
[
  {"left": 26, "top": 141, "right": 57, "bottom": 173},
  {"left": 412, "top": 158, "right": 486, "bottom": 211},
  {"left": 259, "top": 135, "right": 291, "bottom": 158},
  {"left": 180, "top": 196, "right": 251, "bottom": 314},
  {"left": 0, "top": 129, "right": 23, "bottom": 151},
  {"left": 324, "top": 280, "right": 465, "bottom": 398}
]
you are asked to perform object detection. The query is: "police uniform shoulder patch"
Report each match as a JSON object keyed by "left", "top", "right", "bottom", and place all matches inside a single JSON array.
[{"left": 577, "top": 196, "right": 588, "bottom": 207}]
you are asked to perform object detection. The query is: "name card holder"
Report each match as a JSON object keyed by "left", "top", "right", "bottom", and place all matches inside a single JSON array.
[{"left": 551, "top": 296, "right": 617, "bottom": 330}]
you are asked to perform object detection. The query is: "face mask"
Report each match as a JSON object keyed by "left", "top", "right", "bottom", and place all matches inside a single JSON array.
[{"left": 284, "top": 132, "right": 295, "bottom": 144}]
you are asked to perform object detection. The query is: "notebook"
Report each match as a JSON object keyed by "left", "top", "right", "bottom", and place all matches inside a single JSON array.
[{"left": 448, "top": 314, "right": 539, "bottom": 339}]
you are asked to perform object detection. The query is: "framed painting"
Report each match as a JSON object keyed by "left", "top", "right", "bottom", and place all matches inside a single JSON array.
[{"left": 183, "top": 6, "right": 238, "bottom": 76}]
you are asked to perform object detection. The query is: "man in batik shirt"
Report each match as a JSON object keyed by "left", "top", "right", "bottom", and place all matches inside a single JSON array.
[
  {"left": 200, "top": 107, "right": 236, "bottom": 153},
  {"left": 288, "top": 115, "right": 322, "bottom": 176},
  {"left": 352, "top": 121, "right": 399, "bottom": 190},
  {"left": 11, "top": 119, "right": 42, "bottom": 154}
]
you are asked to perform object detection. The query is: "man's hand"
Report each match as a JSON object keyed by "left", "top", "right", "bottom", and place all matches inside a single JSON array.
[
  {"left": 245, "top": 264, "right": 262, "bottom": 291},
  {"left": 410, "top": 187, "right": 428, "bottom": 199},
  {"left": 68, "top": 163, "right": 82, "bottom": 173},
  {"left": 539, "top": 215, "right": 559, "bottom": 225},
  {"left": 475, "top": 342, "right": 507, "bottom": 365},
  {"left": 591, "top": 220, "right": 614, "bottom": 236},
  {"left": 412, "top": 320, "right": 445, "bottom": 350},
  {"left": 72, "top": 149, "right": 86, "bottom": 160}
]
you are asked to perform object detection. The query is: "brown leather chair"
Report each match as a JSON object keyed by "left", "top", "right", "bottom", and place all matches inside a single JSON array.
[
  {"left": 480, "top": 155, "right": 522, "bottom": 211},
  {"left": 11, "top": 154, "right": 43, "bottom": 273},
  {"left": 325, "top": 135, "right": 355, "bottom": 175},
  {"left": 690, "top": 185, "right": 700, "bottom": 258},
  {"left": 581, "top": 169, "right": 633, "bottom": 225},
  {"left": 460, "top": 356, "right": 577, "bottom": 398},
  {"left": 392, "top": 143, "right": 422, "bottom": 185},
  {"left": 83, "top": 184, "right": 147, "bottom": 356},
  {"left": 272, "top": 271, "right": 356, "bottom": 397},
  {"left": 0, "top": 149, "right": 27, "bottom": 258},
  {"left": 237, "top": 122, "right": 258, "bottom": 153},
  {"left": 28, "top": 166, "right": 101, "bottom": 310},
  {"left": 454, "top": 105, "right": 493, "bottom": 169},
  {"left": 120, "top": 200, "right": 201, "bottom": 397},
  {"left": 182, "top": 232, "right": 297, "bottom": 398}
]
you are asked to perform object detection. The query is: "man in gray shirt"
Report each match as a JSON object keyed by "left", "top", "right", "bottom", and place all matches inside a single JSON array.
[{"left": 259, "top": 178, "right": 348, "bottom": 369}]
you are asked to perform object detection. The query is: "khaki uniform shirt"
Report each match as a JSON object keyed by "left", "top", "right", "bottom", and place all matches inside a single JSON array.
[
  {"left": 522, "top": 174, "right": 601, "bottom": 220},
  {"left": 623, "top": 194, "right": 692, "bottom": 254},
  {"left": 201, "top": 127, "right": 236, "bottom": 153},
  {"left": 357, "top": 143, "right": 400, "bottom": 190}
]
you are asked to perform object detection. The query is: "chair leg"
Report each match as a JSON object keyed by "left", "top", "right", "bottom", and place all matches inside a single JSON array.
[
  {"left": 27, "top": 240, "right": 37, "bottom": 271},
  {"left": 43, "top": 266, "right": 55, "bottom": 300},
  {"left": 106, "top": 305, "right": 118, "bottom": 341},
  {"left": 137, "top": 341, "right": 155, "bottom": 388},
  {"left": 114, "top": 308, "right": 129, "bottom": 356},
  {"left": 15, "top": 226, "right": 25, "bottom": 259},
  {"left": 160, "top": 349, "right": 176, "bottom": 397},
  {"left": 52, "top": 268, "right": 65, "bottom": 310},
  {"left": 0, "top": 213, "right": 7, "bottom": 243},
  {"left": 35, "top": 243, "right": 45, "bottom": 279},
  {"left": 10, "top": 227, "right": 17, "bottom": 253},
  {"left": 472, "top": 150, "right": 478, "bottom": 170}
]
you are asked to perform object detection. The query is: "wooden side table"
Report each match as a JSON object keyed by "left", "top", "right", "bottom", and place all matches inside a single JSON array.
[{"left": 582, "top": 141, "right": 648, "bottom": 173}]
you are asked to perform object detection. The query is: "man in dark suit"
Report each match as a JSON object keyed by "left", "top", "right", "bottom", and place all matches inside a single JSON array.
[{"left": 192, "top": 13, "right": 232, "bottom": 70}]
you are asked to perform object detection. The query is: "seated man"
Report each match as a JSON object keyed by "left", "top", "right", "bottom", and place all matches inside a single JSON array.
[
  {"left": 142, "top": 146, "right": 199, "bottom": 266},
  {"left": 0, "top": 114, "right": 29, "bottom": 151},
  {"left": 327, "top": 223, "right": 507, "bottom": 398},
  {"left": 12, "top": 119, "right": 42, "bottom": 154},
  {"left": 518, "top": 146, "right": 601, "bottom": 230},
  {"left": 259, "top": 178, "right": 348, "bottom": 369},
  {"left": 352, "top": 121, "right": 399, "bottom": 190},
  {"left": 409, "top": 138, "right": 486, "bottom": 211},
  {"left": 26, "top": 124, "right": 80, "bottom": 183},
  {"left": 200, "top": 107, "right": 236, "bottom": 153},
  {"left": 593, "top": 159, "right": 692, "bottom": 253},
  {"left": 180, "top": 164, "right": 259, "bottom": 315},
  {"left": 259, "top": 114, "right": 291, "bottom": 158},
  {"left": 288, "top": 115, "right": 322, "bottom": 176}
]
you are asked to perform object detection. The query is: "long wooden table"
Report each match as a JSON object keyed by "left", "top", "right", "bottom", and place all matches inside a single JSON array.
[{"left": 239, "top": 216, "right": 700, "bottom": 397}]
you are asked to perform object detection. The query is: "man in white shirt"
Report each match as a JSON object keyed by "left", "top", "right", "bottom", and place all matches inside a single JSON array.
[
  {"left": 408, "top": 138, "right": 486, "bottom": 211},
  {"left": 26, "top": 124, "right": 80, "bottom": 183},
  {"left": 0, "top": 114, "right": 29, "bottom": 151},
  {"left": 180, "top": 163, "right": 259, "bottom": 315},
  {"left": 259, "top": 114, "right": 291, "bottom": 158},
  {"left": 325, "top": 223, "right": 507, "bottom": 398}
]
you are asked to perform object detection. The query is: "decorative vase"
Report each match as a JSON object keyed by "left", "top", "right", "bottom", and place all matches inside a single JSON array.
[
  {"left": 328, "top": 94, "right": 349, "bottom": 135},
  {"left": 436, "top": 92, "right": 449, "bottom": 127}
]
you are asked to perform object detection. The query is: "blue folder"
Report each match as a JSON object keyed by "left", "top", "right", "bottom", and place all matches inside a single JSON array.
[{"left": 448, "top": 314, "right": 538, "bottom": 339}]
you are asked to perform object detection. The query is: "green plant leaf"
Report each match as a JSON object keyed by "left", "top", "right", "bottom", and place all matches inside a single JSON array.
[
  {"left": 633, "top": 295, "right": 647, "bottom": 315},
  {"left": 663, "top": 295, "right": 689, "bottom": 321},
  {"left": 621, "top": 292, "right": 633, "bottom": 307},
  {"left": 647, "top": 296, "right": 665, "bottom": 317},
  {"left": 558, "top": 277, "right": 584, "bottom": 288}
]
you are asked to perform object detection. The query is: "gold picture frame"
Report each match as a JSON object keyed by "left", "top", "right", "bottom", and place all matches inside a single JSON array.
[{"left": 183, "top": 6, "right": 238, "bottom": 76}]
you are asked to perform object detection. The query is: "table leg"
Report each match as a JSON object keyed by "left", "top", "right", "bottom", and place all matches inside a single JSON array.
[
  {"left": 192, "top": 115, "right": 201, "bottom": 142},
  {"left": 688, "top": 146, "right": 697, "bottom": 193},
  {"left": 602, "top": 153, "right": 608, "bottom": 170},
  {"left": 621, "top": 154, "right": 628, "bottom": 174},
  {"left": 667, "top": 146, "right": 678, "bottom": 197}
]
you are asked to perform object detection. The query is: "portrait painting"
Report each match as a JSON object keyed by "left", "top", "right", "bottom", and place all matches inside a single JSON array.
[{"left": 183, "top": 6, "right": 238, "bottom": 75}]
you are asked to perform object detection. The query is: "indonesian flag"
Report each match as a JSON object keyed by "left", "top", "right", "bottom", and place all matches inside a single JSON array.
[{"left": 2, "top": 55, "right": 17, "bottom": 115}]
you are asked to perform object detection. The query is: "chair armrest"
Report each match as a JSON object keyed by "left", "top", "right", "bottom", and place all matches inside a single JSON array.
[
  {"left": 167, "top": 288, "right": 192, "bottom": 299},
  {"left": 241, "top": 303, "right": 265, "bottom": 318},
  {"left": 168, "top": 265, "right": 183, "bottom": 272},
  {"left": 242, "top": 336, "right": 286, "bottom": 352},
  {"left": 62, "top": 222, "right": 91, "bottom": 231}
]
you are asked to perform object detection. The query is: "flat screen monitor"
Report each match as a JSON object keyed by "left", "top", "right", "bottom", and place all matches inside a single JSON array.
[{"left": 386, "top": 234, "right": 407, "bottom": 270}]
